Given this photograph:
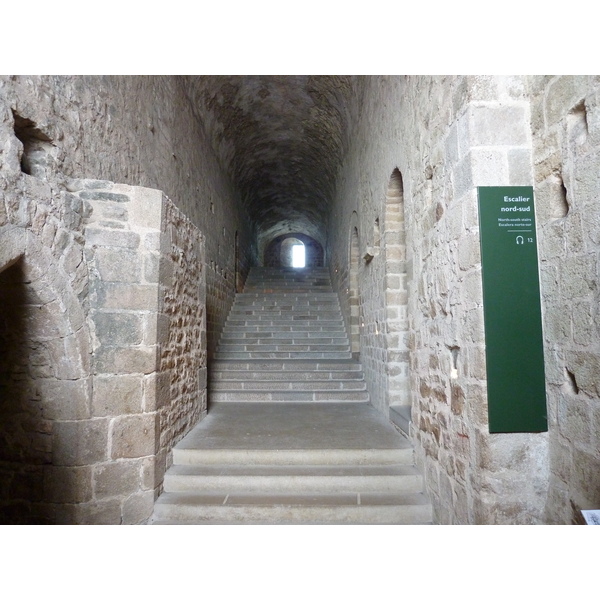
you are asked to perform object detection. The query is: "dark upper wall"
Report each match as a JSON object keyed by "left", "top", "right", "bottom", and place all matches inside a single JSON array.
[
  {"left": 0, "top": 75, "right": 255, "bottom": 356},
  {"left": 1, "top": 75, "right": 254, "bottom": 254}
]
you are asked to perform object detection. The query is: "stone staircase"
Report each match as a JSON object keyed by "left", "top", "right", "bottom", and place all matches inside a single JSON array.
[
  {"left": 210, "top": 266, "right": 368, "bottom": 403},
  {"left": 151, "top": 267, "right": 431, "bottom": 524}
]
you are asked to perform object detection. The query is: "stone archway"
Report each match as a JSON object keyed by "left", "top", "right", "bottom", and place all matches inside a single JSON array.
[
  {"left": 280, "top": 237, "right": 305, "bottom": 267},
  {"left": 383, "top": 169, "right": 411, "bottom": 420},
  {"left": 263, "top": 233, "right": 324, "bottom": 267},
  {"left": 0, "top": 226, "right": 91, "bottom": 524}
]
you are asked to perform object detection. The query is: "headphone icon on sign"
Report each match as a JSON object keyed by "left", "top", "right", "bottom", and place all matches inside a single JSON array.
[{"left": 516, "top": 236, "right": 524, "bottom": 245}]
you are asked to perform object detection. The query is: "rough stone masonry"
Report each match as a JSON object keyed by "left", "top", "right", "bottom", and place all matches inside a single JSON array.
[{"left": 0, "top": 75, "right": 598, "bottom": 524}]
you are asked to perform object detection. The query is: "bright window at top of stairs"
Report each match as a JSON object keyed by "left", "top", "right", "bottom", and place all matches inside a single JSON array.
[{"left": 292, "top": 244, "right": 305, "bottom": 268}]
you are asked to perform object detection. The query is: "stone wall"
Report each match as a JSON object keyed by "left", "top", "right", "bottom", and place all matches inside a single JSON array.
[
  {"left": 80, "top": 180, "right": 206, "bottom": 522},
  {"left": 328, "top": 76, "right": 583, "bottom": 524},
  {"left": 0, "top": 76, "right": 246, "bottom": 523},
  {"left": 1, "top": 74, "right": 253, "bottom": 366},
  {"left": 3, "top": 75, "right": 599, "bottom": 525},
  {"left": 0, "top": 173, "right": 207, "bottom": 523},
  {"left": 528, "top": 75, "right": 600, "bottom": 523}
]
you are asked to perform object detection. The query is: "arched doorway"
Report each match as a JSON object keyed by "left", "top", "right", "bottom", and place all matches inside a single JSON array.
[
  {"left": 0, "top": 227, "right": 90, "bottom": 523},
  {"left": 280, "top": 237, "right": 305, "bottom": 268},
  {"left": 263, "top": 233, "right": 324, "bottom": 267}
]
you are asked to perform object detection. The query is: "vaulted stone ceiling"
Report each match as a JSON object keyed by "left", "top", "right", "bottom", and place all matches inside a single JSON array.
[{"left": 188, "top": 76, "right": 364, "bottom": 246}]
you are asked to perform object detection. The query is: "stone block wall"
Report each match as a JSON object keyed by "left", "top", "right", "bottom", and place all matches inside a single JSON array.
[
  {"left": 0, "top": 107, "right": 94, "bottom": 521},
  {"left": 418, "top": 77, "right": 549, "bottom": 525},
  {"left": 0, "top": 76, "right": 244, "bottom": 523},
  {"left": 328, "top": 76, "right": 563, "bottom": 524},
  {"left": 0, "top": 174, "right": 207, "bottom": 524},
  {"left": 159, "top": 196, "right": 207, "bottom": 466},
  {"left": 528, "top": 75, "right": 600, "bottom": 523},
  {"left": 80, "top": 180, "right": 206, "bottom": 522},
  {"left": 0, "top": 74, "right": 254, "bottom": 365}
]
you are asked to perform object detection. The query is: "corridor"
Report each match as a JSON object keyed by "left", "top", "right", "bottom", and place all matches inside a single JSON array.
[{"left": 0, "top": 75, "right": 598, "bottom": 526}]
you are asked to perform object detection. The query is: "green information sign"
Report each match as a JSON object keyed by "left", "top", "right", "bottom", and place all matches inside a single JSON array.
[{"left": 477, "top": 186, "right": 548, "bottom": 433}]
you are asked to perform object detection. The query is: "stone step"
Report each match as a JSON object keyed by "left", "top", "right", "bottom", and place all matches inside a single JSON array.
[
  {"left": 210, "top": 380, "right": 366, "bottom": 392},
  {"left": 213, "top": 351, "right": 354, "bottom": 360},
  {"left": 232, "top": 308, "right": 341, "bottom": 315},
  {"left": 245, "top": 278, "right": 331, "bottom": 284},
  {"left": 227, "top": 312, "right": 343, "bottom": 320},
  {"left": 218, "top": 340, "right": 351, "bottom": 349},
  {"left": 163, "top": 464, "right": 423, "bottom": 494},
  {"left": 220, "top": 331, "right": 349, "bottom": 340},
  {"left": 209, "top": 390, "right": 370, "bottom": 402},
  {"left": 210, "top": 370, "right": 364, "bottom": 381},
  {"left": 173, "top": 447, "right": 414, "bottom": 467},
  {"left": 244, "top": 279, "right": 332, "bottom": 284},
  {"left": 218, "top": 339, "right": 350, "bottom": 347},
  {"left": 232, "top": 302, "right": 340, "bottom": 313},
  {"left": 210, "top": 360, "right": 363, "bottom": 372},
  {"left": 390, "top": 405, "right": 412, "bottom": 437},
  {"left": 216, "top": 344, "right": 351, "bottom": 353},
  {"left": 226, "top": 319, "right": 343, "bottom": 326},
  {"left": 245, "top": 274, "right": 330, "bottom": 280},
  {"left": 234, "top": 295, "right": 339, "bottom": 302},
  {"left": 233, "top": 296, "right": 340, "bottom": 302},
  {"left": 244, "top": 282, "right": 332, "bottom": 287},
  {"left": 244, "top": 284, "right": 333, "bottom": 289},
  {"left": 231, "top": 302, "right": 341, "bottom": 309},
  {"left": 246, "top": 273, "right": 330, "bottom": 278},
  {"left": 151, "top": 491, "right": 432, "bottom": 524},
  {"left": 219, "top": 331, "right": 348, "bottom": 344},
  {"left": 222, "top": 324, "right": 346, "bottom": 332}
]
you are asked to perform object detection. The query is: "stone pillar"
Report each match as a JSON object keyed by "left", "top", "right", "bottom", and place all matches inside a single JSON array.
[{"left": 46, "top": 179, "right": 207, "bottom": 524}]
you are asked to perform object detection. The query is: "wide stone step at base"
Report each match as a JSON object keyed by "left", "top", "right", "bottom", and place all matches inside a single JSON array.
[
  {"left": 151, "top": 491, "right": 432, "bottom": 525},
  {"left": 150, "top": 403, "right": 432, "bottom": 525},
  {"left": 163, "top": 463, "right": 423, "bottom": 494},
  {"left": 173, "top": 447, "right": 414, "bottom": 467}
]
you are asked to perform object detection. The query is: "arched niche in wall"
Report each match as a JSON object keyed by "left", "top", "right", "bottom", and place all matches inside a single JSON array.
[
  {"left": 349, "top": 215, "right": 361, "bottom": 356},
  {"left": 234, "top": 230, "right": 243, "bottom": 292},
  {"left": 383, "top": 168, "right": 411, "bottom": 411},
  {"left": 263, "top": 233, "right": 324, "bottom": 268}
]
